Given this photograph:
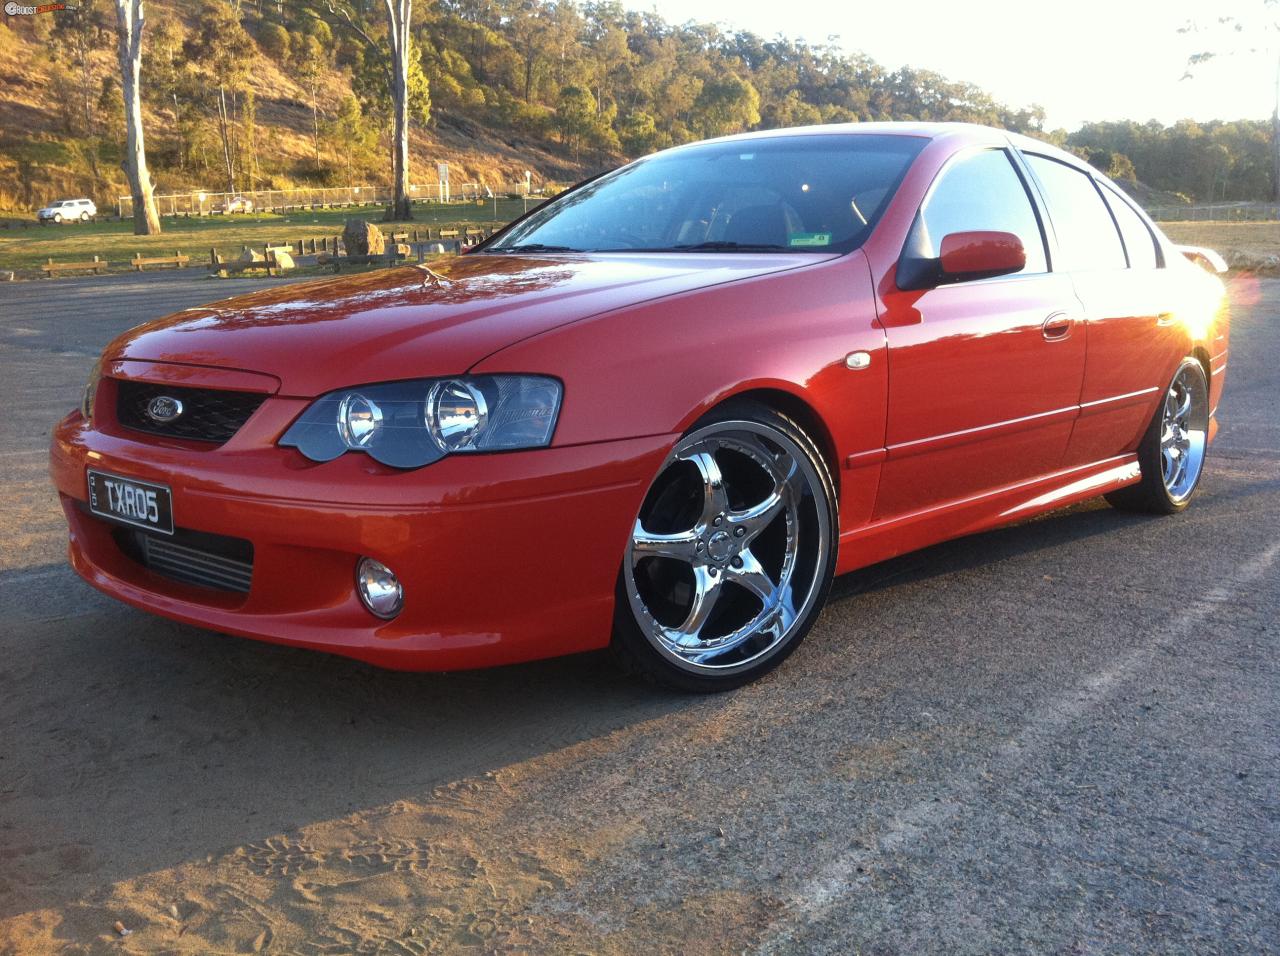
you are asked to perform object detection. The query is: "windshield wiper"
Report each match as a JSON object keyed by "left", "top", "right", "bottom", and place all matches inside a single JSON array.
[
  {"left": 486, "top": 243, "right": 579, "bottom": 253},
  {"left": 661, "top": 241, "right": 791, "bottom": 252}
]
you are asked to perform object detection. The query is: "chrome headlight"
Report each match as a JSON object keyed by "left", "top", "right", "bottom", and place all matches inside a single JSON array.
[
  {"left": 279, "top": 375, "right": 562, "bottom": 469},
  {"left": 81, "top": 360, "right": 102, "bottom": 421}
]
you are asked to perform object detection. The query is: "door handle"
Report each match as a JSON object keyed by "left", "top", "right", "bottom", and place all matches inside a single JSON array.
[{"left": 1042, "top": 313, "right": 1073, "bottom": 341}]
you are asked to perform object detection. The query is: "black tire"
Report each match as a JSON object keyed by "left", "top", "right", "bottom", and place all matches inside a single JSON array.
[
  {"left": 80, "top": 211, "right": 90, "bottom": 222},
  {"left": 1105, "top": 356, "right": 1209, "bottom": 515},
  {"left": 52, "top": 213, "right": 62, "bottom": 224},
  {"left": 611, "top": 400, "right": 838, "bottom": 693}
]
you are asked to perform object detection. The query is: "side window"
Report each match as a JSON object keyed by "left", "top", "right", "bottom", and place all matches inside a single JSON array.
[
  {"left": 1100, "top": 184, "right": 1160, "bottom": 269},
  {"left": 1024, "top": 155, "right": 1127, "bottom": 271},
  {"left": 915, "top": 149, "right": 1048, "bottom": 275}
]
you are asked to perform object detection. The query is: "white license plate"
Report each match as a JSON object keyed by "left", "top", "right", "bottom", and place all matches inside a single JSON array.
[{"left": 87, "top": 470, "right": 174, "bottom": 535}]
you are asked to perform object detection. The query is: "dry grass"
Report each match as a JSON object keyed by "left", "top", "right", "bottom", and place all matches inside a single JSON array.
[
  {"left": 1160, "top": 221, "right": 1280, "bottom": 259},
  {"left": 0, "top": 200, "right": 532, "bottom": 275}
]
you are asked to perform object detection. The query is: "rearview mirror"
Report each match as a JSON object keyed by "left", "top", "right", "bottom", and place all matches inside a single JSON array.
[{"left": 938, "top": 231, "right": 1026, "bottom": 282}]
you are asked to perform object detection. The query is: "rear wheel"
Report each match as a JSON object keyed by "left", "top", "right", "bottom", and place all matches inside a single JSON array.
[
  {"left": 80, "top": 211, "right": 90, "bottom": 222},
  {"left": 612, "top": 402, "right": 837, "bottom": 692},
  {"left": 1106, "top": 357, "right": 1209, "bottom": 514}
]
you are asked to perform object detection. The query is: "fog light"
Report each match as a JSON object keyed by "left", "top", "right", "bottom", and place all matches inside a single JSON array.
[{"left": 356, "top": 557, "right": 403, "bottom": 619}]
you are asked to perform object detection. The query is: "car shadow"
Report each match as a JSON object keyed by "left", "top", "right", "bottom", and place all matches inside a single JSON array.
[{"left": 827, "top": 498, "right": 1146, "bottom": 603}]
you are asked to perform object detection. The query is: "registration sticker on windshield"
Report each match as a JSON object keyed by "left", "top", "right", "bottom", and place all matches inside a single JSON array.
[{"left": 788, "top": 232, "right": 832, "bottom": 247}]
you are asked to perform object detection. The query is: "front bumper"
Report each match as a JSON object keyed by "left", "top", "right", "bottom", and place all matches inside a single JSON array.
[{"left": 50, "top": 396, "right": 673, "bottom": 670}]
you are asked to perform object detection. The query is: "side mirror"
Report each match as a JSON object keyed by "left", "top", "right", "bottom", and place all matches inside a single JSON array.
[{"left": 938, "top": 231, "right": 1026, "bottom": 282}]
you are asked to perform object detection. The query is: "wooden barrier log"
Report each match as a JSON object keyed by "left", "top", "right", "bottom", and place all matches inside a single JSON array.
[
  {"left": 42, "top": 255, "right": 107, "bottom": 277},
  {"left": 130, "top": 251, "right": 190, "bottom": 271}
]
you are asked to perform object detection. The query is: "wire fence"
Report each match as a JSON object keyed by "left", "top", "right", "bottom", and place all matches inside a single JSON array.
[
  {"left": 118, "top": 182, "right": 541, "bottom": 219},
  {"left": 1144, "top": 203, "right": 1279, "bottom": 223}
]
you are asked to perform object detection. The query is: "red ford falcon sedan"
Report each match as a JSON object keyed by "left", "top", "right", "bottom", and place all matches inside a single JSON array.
[{"left": 50, "top": 123, "right": 1229, "bottom": 691}]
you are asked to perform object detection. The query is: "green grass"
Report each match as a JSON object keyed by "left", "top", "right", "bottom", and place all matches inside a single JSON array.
[{"left": 0, "top": 198, "right": 533, "bottom": 275}]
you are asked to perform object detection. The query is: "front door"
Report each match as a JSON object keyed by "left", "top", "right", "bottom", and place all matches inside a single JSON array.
[{"left": 874, "top": 147, "right": 1086, "bottom": 521}]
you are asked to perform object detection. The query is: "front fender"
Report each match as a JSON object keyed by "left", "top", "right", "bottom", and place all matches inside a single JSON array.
[{"left": 472, "top": 251, "right": 888, "bottom": 529}]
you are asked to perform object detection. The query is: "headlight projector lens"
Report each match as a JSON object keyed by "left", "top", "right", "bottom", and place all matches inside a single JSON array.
[
  {"left": 338, "top": 392, "right": 383, "bottom": 448},
  {"left": 427, "top": 379, "right": 488, "bottom": 451}
]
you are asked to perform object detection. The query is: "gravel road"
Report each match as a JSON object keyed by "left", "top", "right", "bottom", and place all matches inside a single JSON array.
[{"left": 0, "top": 270, "right": 1276, "bottom": 954}]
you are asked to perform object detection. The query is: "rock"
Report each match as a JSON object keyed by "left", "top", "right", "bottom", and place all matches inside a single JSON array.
[
  {"left": 394, "top": 243, "right": 411, "bottom": 258},
  {"left": 271, "top": 249, "right": 295, "bottom": 271},
  {"left": 427, "top": 243, "right": 446, "bottom": 255},
  {"left": 343, "top": 218, "right": 385, "bottom": 257},
  {"left": 238, "top": 247, "right": 265, "bottom": 263},
  {"left": 0, "top": 270, "right": 13, "bottom": 281}
]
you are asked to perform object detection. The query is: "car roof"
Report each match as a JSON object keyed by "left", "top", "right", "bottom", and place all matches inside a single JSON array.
[{"left": 658, "top": 121, "right": 1091, "bottom": 174}]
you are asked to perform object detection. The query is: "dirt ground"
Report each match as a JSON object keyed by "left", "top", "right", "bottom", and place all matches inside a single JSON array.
[{"left": 0, "top": 272, "right": 1277, "bottom": 954}]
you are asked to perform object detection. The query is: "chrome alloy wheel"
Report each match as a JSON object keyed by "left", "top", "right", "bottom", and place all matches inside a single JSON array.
[
  {"left": 624, "top": 420, "right": 831, "bottom": 675},
  {"left": 1160, "top": 362, "right": 1208, "bottom": 503}
]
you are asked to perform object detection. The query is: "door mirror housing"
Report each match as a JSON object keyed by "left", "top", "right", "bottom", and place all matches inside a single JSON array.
[
  {"left": 896, "top": 228, "right": 1028, "bottom": 291},
  {"left": 938, "top": 231, "right": 1026, "bottom": 282}
]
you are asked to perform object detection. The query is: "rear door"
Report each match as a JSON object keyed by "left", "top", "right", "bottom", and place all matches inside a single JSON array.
[
  {"left": 1020, "top": 154, "right": 1183, "bottom": 467},
  {"left": 874, "top": 147, "right": 1085, "bottom": 520}
]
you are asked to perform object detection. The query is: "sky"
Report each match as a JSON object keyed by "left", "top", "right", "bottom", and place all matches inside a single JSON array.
[{"left": 622, "top": 0, "right": 1278, "bottom": 130}]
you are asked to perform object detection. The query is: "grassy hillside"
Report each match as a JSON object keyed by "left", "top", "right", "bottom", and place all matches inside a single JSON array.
[
  {"left": 0, "top": 0, "right": 1270, "bottom": 225},
  {"left": 0, "top": 1, "right": 588, "bottom": 219}
]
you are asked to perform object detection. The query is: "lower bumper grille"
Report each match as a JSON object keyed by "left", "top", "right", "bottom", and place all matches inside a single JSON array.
[{"left": 114, "top": 525, "right": 254, "bottom": 594}]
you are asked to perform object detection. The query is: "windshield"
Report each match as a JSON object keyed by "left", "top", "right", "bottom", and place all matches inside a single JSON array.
[{"left": 486, "top": 133, "right": 926, "bottom": 255}]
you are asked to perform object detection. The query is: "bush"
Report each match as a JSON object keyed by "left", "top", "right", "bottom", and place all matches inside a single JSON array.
[{"left": 257, "top": 22, "right": 289, "bottom": 61}]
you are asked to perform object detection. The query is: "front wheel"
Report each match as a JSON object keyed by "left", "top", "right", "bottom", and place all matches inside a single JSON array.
[
  {"left": 612, "top": 402, "right": 837, "bottom": 692},
  {"left": 52, "top": 213, "right": 62, "bottom": 224},
  {"left": 1106, "top": 356, "right": 1210, "bottom": 514}
]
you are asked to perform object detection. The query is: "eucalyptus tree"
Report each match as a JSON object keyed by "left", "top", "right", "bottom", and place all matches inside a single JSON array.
[
  {"left": 300, "top": 0, "right": 421, "bottom": 220},
  {"left": 113, "top": 0, "right": 162, "bottom": 233},
  {"left": 1181, "top": 0, "right": 1280, "bottom": 200}
]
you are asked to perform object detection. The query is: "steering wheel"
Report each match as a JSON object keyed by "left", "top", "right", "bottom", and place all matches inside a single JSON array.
[{"left": 600, "top": 228, "right": 649, "bottom": 249}]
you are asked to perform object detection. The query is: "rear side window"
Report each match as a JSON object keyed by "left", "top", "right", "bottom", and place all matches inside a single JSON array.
[
  {"left": 1024, "top": 154, "right": 1126, "bottom": 271},
  {"left": 915, "top": 149, "right": 1048, "bottom": 275},
  {"left": 1100, "top": 184, "right": 1160, "bottom": 269}
]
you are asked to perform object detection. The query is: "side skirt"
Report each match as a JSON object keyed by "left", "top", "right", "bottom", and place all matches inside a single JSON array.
[{"left": 834, "top": 454, "right": 1141, "bottom": 576}]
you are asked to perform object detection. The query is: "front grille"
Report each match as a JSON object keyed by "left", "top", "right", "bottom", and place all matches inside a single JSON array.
[
  {"left": 116, "top": 381, "right": 267, "bottom": 444},
  {"left": 114, "top": 525, "right": 254, "bottom": 593}
]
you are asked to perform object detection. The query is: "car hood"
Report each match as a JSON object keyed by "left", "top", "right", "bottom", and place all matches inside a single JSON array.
[{"left": 107, "top": 252, "right": 831, "bottom": 396}]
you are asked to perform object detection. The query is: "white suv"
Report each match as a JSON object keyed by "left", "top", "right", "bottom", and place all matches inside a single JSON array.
[{"left": 37, "top": 198, "right": 97, "bottom": 224}]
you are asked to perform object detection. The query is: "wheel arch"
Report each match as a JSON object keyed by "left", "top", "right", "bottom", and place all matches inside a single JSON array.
[
  {"left": 1191, "top": 345, "right": 1212, "bottom": 386},
  {"left": 691, "top": 385, "right": 841, "bottom": 495}
]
